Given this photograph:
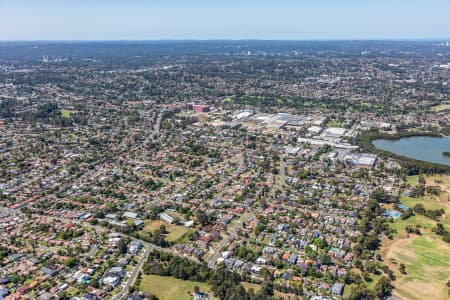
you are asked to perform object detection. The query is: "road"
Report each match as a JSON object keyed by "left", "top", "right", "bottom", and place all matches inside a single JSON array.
[
  {"left": 153, "top": 112, "right": 163, "bottom": 136},
  {"left": 39, "top": 214, "right": 197, "bottom": 300},
  {"left": 113, "top": 242, "right": 151, "bottom": 300},
  {"left": 112, "top": 236, "right": 202, "bottom": 300},
  {"left": 86, "top": 241, "right": 98, "bottom": 258},
  {"left": 280, "top": 154, "right": 287, "bottom": 186},
  {"left": 206, "top": 212, "right": 255, "bottom": 268}
]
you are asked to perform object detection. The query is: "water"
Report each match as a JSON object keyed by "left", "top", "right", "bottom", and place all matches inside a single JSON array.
[
  {"left": 373, "top": 135, "right": 450, "bottom": 166},
  {"left": 384, "top": 210, "right": 401, "bottom": 219}
]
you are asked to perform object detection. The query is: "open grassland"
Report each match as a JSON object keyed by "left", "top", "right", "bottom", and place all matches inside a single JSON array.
[
  {"left": 430, "top": 104, "right": 450, "bottom": 112},
  {"left": 408, "top": 174, "right": 450, "bottom": 191},
  {"left": 400, "top": 196, "right": 450, "bottom": 227},
  {"left": 403, "top": 174, "right": 450, "bottom": 225},
  {"left": 140, "top": 275, "right": 213, "bottom": 300},
  {"left": 142, "top": 220, "right": 195, "bottom": 242},
  {"left": 342, "top": 271, "right": 383, "bottom": 298},
  {"left": 382, "top": 236, "right": 450, "bottom": 300},
  {"left": 60, "top": 109, "right": 73, "bottom": 118},
  {"left": 381, "top": 174, "right": 450, "bottom": 300}
]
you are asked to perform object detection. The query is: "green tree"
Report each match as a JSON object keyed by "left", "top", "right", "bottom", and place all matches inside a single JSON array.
[
  {"left": 374, "top": 276, "right": 392, "bottom": 298},
  {"left": 196, "top": 211, "right": 209, "bottom": 226},
  {"left": 117, "top": 239, "right": 128, "bottom": 254}
]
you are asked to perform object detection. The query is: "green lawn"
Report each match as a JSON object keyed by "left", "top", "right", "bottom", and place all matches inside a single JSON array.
[
  {"left": 141, "top": 220, "right": 195, "bottom": 242},
  {"left": 430, "top": 104, "right": 450, "bottom": 112},
  {"left": 66, "top": 286, "right": 79, "bottom": 297},
  {"left": 406, "top": 174, "right": 450, "bottom": 188},
  {"left": 388, "top": 196, "right": 450, "bottom": 239},
  {"left": 409, "top": 237, "right": 450, "bottom": 275},
  {"left": 382, "top": 175, "right": 450, "bottom": 300},
  {"left": 342, "top": 273, "right": 382, "bottom": 297},
  {"left": 166, "top": 226, "right": 195, "bottom": 242},
  {"left": 365, "top": 274, "right": 382, "bottom": 289},
  {"left": 140, "top": 275, "right": 212, "bottom": 300},
  {"left": 60, "top": 109, "right": 73, "bottom": 118},
  {"left": 406, "top": 175, "right": 419, "bottom": 186},
  {"left": 385, "top": 236, "right": 450, "bottom": 300},
  {"left": 402, "top": 195, "right": 450, "bottom": 225},
  {"left": 343, "top": 284, "right": 356, "bottom": 298},
  {"left": 402, "top": 174, "right": 450, "bottom": 227},
  {"left": 326, "top": 121, "right": 344, "bottom": 128}
]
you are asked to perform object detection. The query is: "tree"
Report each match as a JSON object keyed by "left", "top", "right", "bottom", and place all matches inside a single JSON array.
[
  {"left": 305, "top": 245, "right": 315, "bottom": 258},
  {"left": 432, "top": 223, "right": 448, "bottom": 236},
  {"left": 413, "top": 203, "right": 425, "bottom": 215},
  {"left": 371, "top": 188, "right": 390, "bottom": 203},
  {"left": 117, "top": 239, "right": 127, "bottom": 254},
  {"left": 260, "top": 281, "right": 274, "bottom": 297},
  {"left": 418, "top": 174, "right": 426, "bottom": 185},
  {"left": 354, "top": 259, "right": 363, "bottom": 270},
  {"left": 348, "top": 285, "right": 375, "bottom": 300},
  {"left": 399, "top": 263, "right": 407, "bottom": 274},
  {"left": 64, "top": 257, "right": 78, "bottom": 268},
  {"left": 196, "top": 211, "right": 209, "bottom": 226},
  {"left": 443, "top": 234, "right": 450, "bottom": 243},
  {"left": 345, "top": 270, "right": 362, "bottom": 285},
  {"left": 194, "top": 286, "right": 200, "bottom": 294},
  {"left": 374, "top": 276, "right": 392, "bottom": 298},
  {"left": 320, "top": 254, "right": 332, "bottom": 265}
]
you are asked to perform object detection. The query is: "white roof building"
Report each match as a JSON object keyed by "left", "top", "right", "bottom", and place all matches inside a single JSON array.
[
  {"left": 324, "top": 127, "right": 347, "bottom": 138},
  {"left": 308, "top": 126, "right": 323, "bottom": 135},
  {"left": 159, "top": 212, "right": 174, "bottom": 224}
]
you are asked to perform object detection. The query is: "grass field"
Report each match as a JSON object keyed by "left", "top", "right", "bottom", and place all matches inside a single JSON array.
[
  {"left": 342, "top": 273, "right": 382, "bottom": 297},
  {"left": 406, "top": 175, "right": 419, "bottom": 186},
  {"left": 407, "top": 174, "right": 450, "bottom": 189},
  {"left": 380, "top": 175, "right": 450, "bottom": 300},
  {"left": 142, "top": 220, "right": 195, "bottom": 242},
  {"left": 326, "top": 121, "right": 344, "bottom": 128},
  {"left": 60, "top": 109, "right": 73, "bottom": 118},
  {"left": 400, "top": 196, "right": 450, "bottom": 227},
  {"left": 140, "top": 275, "right": 212, "bottom": 300},
  {"left": 382, "top": 235, "right": 450, "bottom": 300},
  {"left": 430, "top": 104, "right": 450, "bottom": 112},
  {"left": 424, "top": 175, "right": 450, "bottom": 195}
]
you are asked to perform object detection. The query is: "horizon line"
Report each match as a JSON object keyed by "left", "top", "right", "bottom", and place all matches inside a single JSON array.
[{"left": 1, "top": 38, "right": 450, "bottom": 43}]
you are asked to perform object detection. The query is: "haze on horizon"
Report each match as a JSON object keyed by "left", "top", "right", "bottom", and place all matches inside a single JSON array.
[{"left": 1, "top": 0, "right": 450, "bottom": 41}]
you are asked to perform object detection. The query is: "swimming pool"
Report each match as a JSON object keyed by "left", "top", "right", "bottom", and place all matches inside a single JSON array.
[
  {"left": 398, "top": 204, "right": 409, "bottom": 211},
  {"left": 384, "top": 210, "right": 401, "bottom": 219}
]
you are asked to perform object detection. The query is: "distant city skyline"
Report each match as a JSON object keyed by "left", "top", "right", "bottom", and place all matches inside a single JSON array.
[{"left": 1, "top": 0, "right": 450, "bottom": 40}]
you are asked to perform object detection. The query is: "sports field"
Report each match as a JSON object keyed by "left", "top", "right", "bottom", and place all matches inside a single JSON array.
[{"left": 381, "top": 175, "right": 450, "bottom": 300}]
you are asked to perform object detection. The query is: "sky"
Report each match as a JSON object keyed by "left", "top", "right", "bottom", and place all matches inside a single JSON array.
[{"left": 0, "top": 0, "right": 449, "bottom": 40}]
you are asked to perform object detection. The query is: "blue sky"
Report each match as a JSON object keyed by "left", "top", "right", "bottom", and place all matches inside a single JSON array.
[{"left": 0, "top": 0, "right": 449, "bottom": 40}]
